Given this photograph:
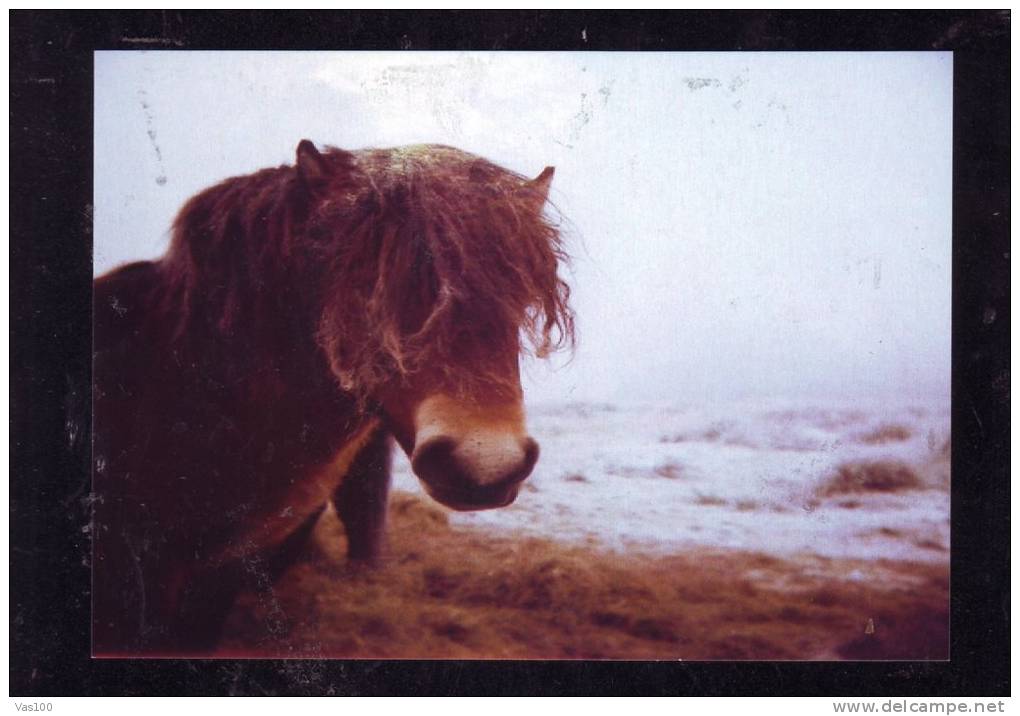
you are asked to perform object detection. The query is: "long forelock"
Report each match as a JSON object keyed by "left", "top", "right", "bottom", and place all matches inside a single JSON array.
[
  {"left": 316, "top": 151, "right": 575, "bottom": 398},
  {"left": 156, "top": 147, "right": 574, "bottom": 399}
]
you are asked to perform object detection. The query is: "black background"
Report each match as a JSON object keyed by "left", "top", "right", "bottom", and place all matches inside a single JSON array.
[{"left": 10, "top": 10, "right": 1010, "bottom": 696}]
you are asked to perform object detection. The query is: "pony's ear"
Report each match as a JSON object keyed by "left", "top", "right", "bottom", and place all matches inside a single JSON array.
[
  {"left": 521, "top": 166, "right": 555, "bottom": 211},
  {"left": 296, "top": 139, "right": 331, "bottom": 188}
]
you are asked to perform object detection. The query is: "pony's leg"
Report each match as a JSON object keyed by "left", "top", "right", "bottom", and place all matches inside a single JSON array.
[
  {"left": 166, "top": 511, "right": 326, "bottom": 656},
  {"left": 159, "top": 562, "right": 246, "bottom": 656},
  {"left": 92, "top": 529, "right": 222, "bottom": 656},
  {"left": 333, "top": 429, "right": 392, "bottom": 564},
  {"left": 264, "top": 505, "right": 326, "bottom": 580},
  {"left": 92, "top": 553, "right": 242, "bottom": 656}
]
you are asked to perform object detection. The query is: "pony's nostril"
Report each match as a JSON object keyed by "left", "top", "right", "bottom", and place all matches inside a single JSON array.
[
  {"left": 412, "top": 434, "right": 540, "bottom": 498},
  {"left": 411, "top": 436, "right": 457, "bottom": 476},
  {"left": 520, "top": 437, "right": 540, "bottom": 475}
]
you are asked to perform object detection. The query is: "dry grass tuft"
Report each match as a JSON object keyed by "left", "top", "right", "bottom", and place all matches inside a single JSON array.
[
  {"left": 692, "top": 494, "right": 728, "bottom": 507},
  {"left": 660, "top": 426, "right": 724, "bottom": 444},
  {"left": 857, "top": 424, "right": 913, "bottom": 444},
  {"left": 562, "top": 473, "right": 589, "bottom": 483},
  {"left": 219, "top": 491, "right": 948, "bottom": 660},
  {"left": 818, "top": 460, "right": 924, "bottom": 496},
  {"left": 653, "top": 461, "right": 684, "bottom": 480}
]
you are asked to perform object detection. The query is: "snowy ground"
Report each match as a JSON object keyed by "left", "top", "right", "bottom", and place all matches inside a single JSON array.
[{"left": 392, "top": 398, "right": 950, "bottom": 565}]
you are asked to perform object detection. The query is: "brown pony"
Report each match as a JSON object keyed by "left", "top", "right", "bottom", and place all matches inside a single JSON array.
[{"left": 92, "top": 140, "right": 573, "bottom": 655}]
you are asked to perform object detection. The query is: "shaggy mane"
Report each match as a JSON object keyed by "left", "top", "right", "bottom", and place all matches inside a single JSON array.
[{"left": 160, "top": 144, "right": 574, "bottom": 400}]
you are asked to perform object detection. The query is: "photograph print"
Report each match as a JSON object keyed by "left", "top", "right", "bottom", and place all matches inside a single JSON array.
[{"left": 92, "top": 50, "right": 951, "bottom": 659}]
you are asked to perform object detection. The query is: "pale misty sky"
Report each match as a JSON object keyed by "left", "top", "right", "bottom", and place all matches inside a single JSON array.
[{"left": 94, "top": 51, "right": 952, "bottom": 406}]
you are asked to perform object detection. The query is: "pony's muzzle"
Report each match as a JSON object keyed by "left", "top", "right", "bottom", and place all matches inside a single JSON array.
[{"left": 411, "top": 435, "right": 540, "bottom": 511}]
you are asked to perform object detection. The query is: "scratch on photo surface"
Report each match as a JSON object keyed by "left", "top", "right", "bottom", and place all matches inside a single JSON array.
[{"left": 138, "top": 89, "right": 168, "bottom": 186}]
